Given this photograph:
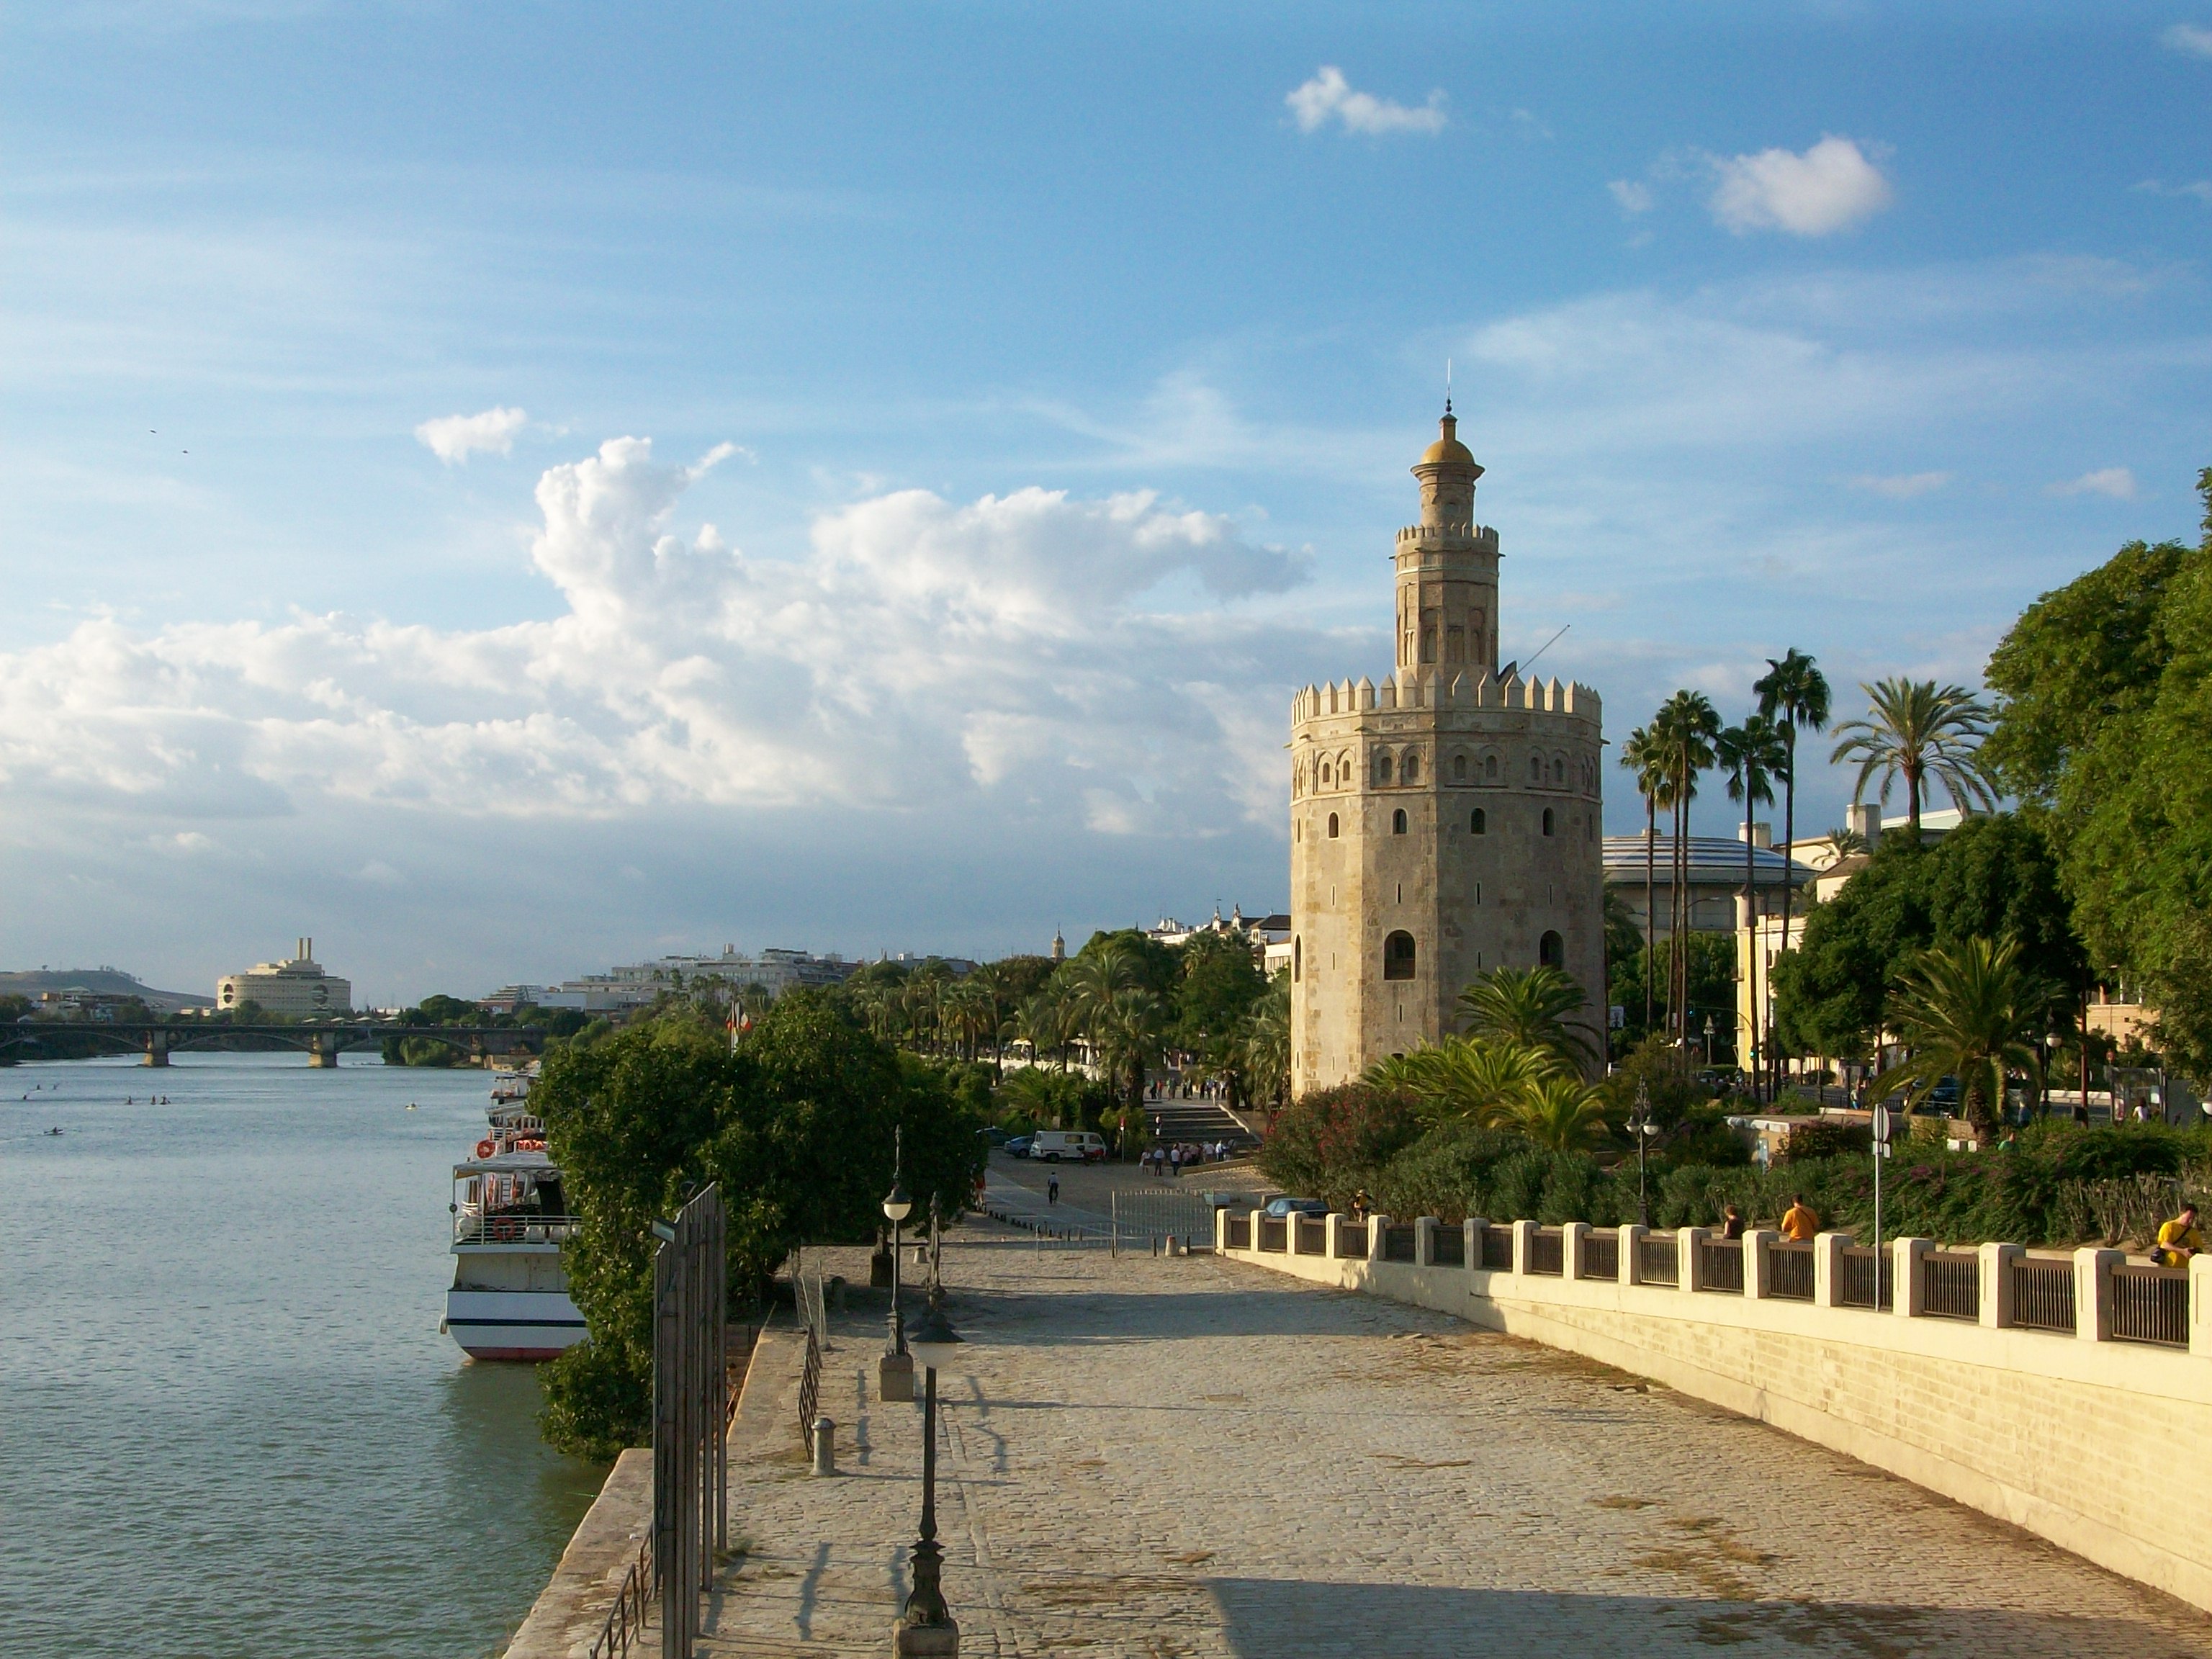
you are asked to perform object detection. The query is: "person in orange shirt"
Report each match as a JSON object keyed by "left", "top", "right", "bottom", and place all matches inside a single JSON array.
[{"left": 1781, "top": 1194, "right": 1820, "bottom": 1241}]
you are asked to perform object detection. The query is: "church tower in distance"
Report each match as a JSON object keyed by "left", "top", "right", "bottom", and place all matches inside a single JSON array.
[{"left": 1287, "top": 410, "right": 1605, "bottom": 1094}]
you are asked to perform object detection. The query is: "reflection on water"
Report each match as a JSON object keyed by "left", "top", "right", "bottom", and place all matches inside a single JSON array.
[{"left": 0, "top": 1052, "right": 605, "bottom": 1659}]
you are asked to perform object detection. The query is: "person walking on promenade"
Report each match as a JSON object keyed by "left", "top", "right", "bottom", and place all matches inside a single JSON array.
[
  {"left": 1720, "top": 1203, "right": 1745, "bottom": 1240},
  {"left": 1047, "top": 1176, "right": 1060, "bottom": 1205},
  {"left": 1781, "top": 1194, "right": 1819, "bottom": 1241},
  {"left": 2155, "top": 1204, "right": 2204, "bottom": 1267}
]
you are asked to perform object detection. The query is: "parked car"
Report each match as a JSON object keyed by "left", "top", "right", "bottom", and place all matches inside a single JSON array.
[
  {"left": 982, "top": 1125, "right": 1012, "bottom": 1146},
  {"left": 1002, "top": 1134, "right": 1034, "bottom": 1158},
  {"left": 1262, "top": 1195, "right": 1329, "bottom": 1218},
  {"left": 1028, "top": 1129, "right": 1107, "bottom": 1163}
]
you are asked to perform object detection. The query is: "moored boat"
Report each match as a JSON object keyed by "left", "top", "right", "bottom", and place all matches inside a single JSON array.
[{"left": 443, "top": 1148, "right": 586, "bottom": 1361}]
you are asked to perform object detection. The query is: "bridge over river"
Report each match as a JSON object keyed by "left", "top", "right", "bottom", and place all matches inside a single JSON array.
[{"left": 0, "top": 1021, "right": 549, "bottom": 1067}]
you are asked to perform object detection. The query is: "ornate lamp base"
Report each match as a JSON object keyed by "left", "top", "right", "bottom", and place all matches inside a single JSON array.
[
  {"left": 891, "top": 1614, "right": 959, "bottom": 1657},
  {"left": 878, "top": 1351, "right": 914, "bottom": 1403}
]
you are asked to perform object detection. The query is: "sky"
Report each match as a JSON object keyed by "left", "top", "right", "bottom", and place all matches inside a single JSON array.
[{"left": 3, "top": 1, "right": 2208, "bottom": 1003}]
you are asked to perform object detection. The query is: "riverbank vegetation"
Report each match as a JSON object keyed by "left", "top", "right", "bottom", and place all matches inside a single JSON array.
[{"left": 534, "top": 992, "right": 987, "bottom": 1460}]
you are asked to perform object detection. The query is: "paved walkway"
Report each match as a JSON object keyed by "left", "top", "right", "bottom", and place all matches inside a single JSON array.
[{"left": 705, "top": 1222, "right": 2212, "bottom": 1658}]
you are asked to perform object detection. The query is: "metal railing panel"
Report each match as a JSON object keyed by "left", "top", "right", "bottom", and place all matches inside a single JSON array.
[
  {"left": 652, "top": 1185, "right": 727, "bottom": 1659},
  {"left": 1769, "top": 1242, "right": 1815, "bottom": 1302},
  {"left": 2011, "top": 1259, "right": 2075, "bottom": 1333},
  {"left": 1431, "top": 1226, "right": 1465, "bottom": 1267},
  {"left": 454, "top": 1211, "right": 581, "bottom": 1246},
  {"left": 1838, "top": 1248, "right": 1891, "bottom": 1310},
  {"left": 1297, "top": 1214, "right": 1328, "bottom": 1256},
  {"left": 1226, "top": 1212, "right": 1251, "bottom": 1250},
  {"left": 1637, "top": 1235, "right": 1678, "bottom": 1286},
  {"left": 1258, "top": 1216, "right": 1286, "bottom": 1252},
  {"left": 1382, "top": 1224, "right": 1417, "bottom": 1263},
  {"left": 1922, "top": 1251, "right": 1979, "bottom": 1321},
  {"left": 2113, "top": 1264, "right": 2189, "bottom": 1347},
  {"left": 1478, "top": 1226, "right": 1514, "bottom": 1271},
  {"left": 1698, "top": 1238, "right": 1745, "bottom": 1294},
  {"left": 1527, "top": 1228, "right": 1563, "bottom": 1277},
  {"left": 1338, "top": 1220, "right": 1370, "bottom": 1259},
  {"left": 1581, "top": 1233, "right": 1619, "bottom": 1282}
]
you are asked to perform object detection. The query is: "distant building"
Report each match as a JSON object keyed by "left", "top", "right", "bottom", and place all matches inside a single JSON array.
[
  {"left": 477, "top": 984, "right": 554, "bottom": 1015},
  {"left": 1603, "top": 825, "right": 1815, "bottom": 940},
  {"left": 535, "top": 946, "right": 860, "bottom": 1013},
  {"left": 217, "top": 939, "right": 353, "bottom": 1016},
  {"left": 1144, "top": 905, "right": 1287, "bottom": 954}
]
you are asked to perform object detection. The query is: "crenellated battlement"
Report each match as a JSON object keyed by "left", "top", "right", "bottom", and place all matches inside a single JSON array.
[
  {"left": 1393, "top": 521, "right": 1497, "bottom": 550},
  {"left": 1290, "top": 669, "right": 1601, "bottom": 728}
]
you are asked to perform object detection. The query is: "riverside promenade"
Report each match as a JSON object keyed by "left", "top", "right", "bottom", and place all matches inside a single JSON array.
[{"left": 698, "top": 1220, "right": 2212, "bottom": 1658}]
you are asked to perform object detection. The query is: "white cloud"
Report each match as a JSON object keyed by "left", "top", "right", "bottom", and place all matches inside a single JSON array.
[
  {"left": 2134, "top": 178, "right": 2212, "bottom": 204},
  {"left": 1708, "top": 135, "right": 1893, "bottom": 237},
  {"left": 0, "top": 439, "right": 1316, "bottom": 839},
  {"left": 415, "top": 406, "right": 529, "bottom": 465},
  {"left": 1849, "top": 470, "right": 1952, "bottom": 498},
  {"left": 1285, "top": 66, "right": 1446, "bottom": 137},
  {"left": 1608, "top": 179, "right": 1653, "bottom": 215},
  {"left": 2047, "top": 467, "right": 2138, "bottom": 499},
  {"left": 2161, "top": 22, "right": 2212, "bottom": 57}
]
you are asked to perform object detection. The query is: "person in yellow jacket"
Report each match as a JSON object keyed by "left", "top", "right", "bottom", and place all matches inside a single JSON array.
[
  {"left": 2154, "top": 1205, "right": 2204, "bottom": 1267},
  {"left": 1780, "top": 1195, "right": 1820, "bottom": 1242}
]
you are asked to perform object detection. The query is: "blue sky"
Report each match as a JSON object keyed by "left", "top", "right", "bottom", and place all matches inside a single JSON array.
[{"left": 3, "top": 1, "right": 2208, "bottom": 1002}]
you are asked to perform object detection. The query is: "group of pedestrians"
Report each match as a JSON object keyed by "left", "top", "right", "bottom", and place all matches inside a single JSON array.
[
  {"left": 1144, "top": 1141, "right": 1231, "bottom": 1178},
  {"left": 1717, "top": 1196, "right": 1823, "bottom": 1241}
]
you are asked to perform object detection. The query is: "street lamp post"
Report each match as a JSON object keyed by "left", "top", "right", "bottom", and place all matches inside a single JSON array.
[
  {"left": 880, "top": 1154, "right": 915, "bottom": 1403},
  {"left": 1632, "top": 1079, "right": 1653, "bottom": 1227},
  {"left": 1702, "top": 1014, "right": 1714, "bottom": 1070},
  {"left": 894, "top": 1298, "right": 966, "bottom": 1658}
]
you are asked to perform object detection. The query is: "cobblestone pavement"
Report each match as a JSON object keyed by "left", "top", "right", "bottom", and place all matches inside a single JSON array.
[{"left": 703, "top": 1220, "right": 2212, "bottom": 1658}]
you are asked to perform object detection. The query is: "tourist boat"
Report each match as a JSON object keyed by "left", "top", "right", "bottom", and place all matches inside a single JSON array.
[{"left": 442, "top": 1147, "right": 587, "bottom": 1362}]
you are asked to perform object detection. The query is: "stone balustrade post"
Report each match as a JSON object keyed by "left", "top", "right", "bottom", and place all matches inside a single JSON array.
[
  {"left": 1745, "top": 1229, "right": 1781, "bottom": 1300},
  {"left": 1415, "top": 1216, "right": 1439, "bottom": 1267},
  {"left": 1894, "top": 1237, "right": 1933, "bottom": 1318},
  {"left": 2075, "top": 1246, "right": 2121, "bottom": 1342},
  {"left": 2191, "top": 1256, "right": 2212, "bottom": 1358},
  {"left": 1369, "top": 1215, "right": 1391, "bottom": 1264},
  {"left": 1511, "top": 1218, "right": 1537, "bottom": 1276},
  {"left": 1215, "top": 1206, "right": 1231, "bottom": 1254},
  {"left": 1813, "top": 1231, "right": 1850, "bottom": 1308},
  {"left": 1981, "top": 1242, "right": 2022, "bottom": 1328},
  {"left": 1315, "top": 1213, "right": 1336, "bottom": 1259},
  {"left": 1561, "top": 1220, "right": 1590, "bottom": 1280},
  {"left": 1678, "top": 1227, "right": 1706, "bottom": 1292},
  {"left": 1621, "top": 1223, "right": 1648, "bottom": 1285},
  {"left": 1465, "top": 1218, "right": 1486, "bottom": 1272}
]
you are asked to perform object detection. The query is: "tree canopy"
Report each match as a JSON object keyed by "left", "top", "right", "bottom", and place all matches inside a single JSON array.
[{"left": 1984, "top": 475, "right": 2212, "bottom": 1079}]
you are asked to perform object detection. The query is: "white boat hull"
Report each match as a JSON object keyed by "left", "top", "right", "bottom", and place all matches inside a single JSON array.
[{"left": 444, "top": 1287, "right": 587, "bottom": 1362}]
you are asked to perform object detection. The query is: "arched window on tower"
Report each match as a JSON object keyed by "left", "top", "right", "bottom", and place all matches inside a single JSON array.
[
  {"left": 1327, "top": 812, "right": 1339, "bottom": 839},
  {"left": 1293, "top": 936, "right": 1302, "bottom": 983},
  {"left": 1542, "top": 807, "right": 1555, "bottom": 836},
  {"left": 1402, "top": 751, "right": 1421, "bottom": 785},
  {"left": 1471, "top": 808, "right": 1487, "bottom": 835},
  {"left": 1453, "top": 753, "right": 1467, "bottom": 783},
  {"left": 1539, "top": 931, "right": 1565, "bottom": 970},
  {"left": 1529, "top": 755, "right": 1542, "bottom": 783},
  {"left": 1484, "top": 754, "right": 1499, "bottom": 782},
  {"left": 1383, "top": 931, "right": 1417, "bottom": 981},
  {"left": 1392, "top": 809, "right": 1408, "bottom": 835},
  {"left": 1320, "top": 760, "right": 1332, "bottom": 786},
  {"left": 1375, "top": 752, "right": 1393, "bottom": 786}
]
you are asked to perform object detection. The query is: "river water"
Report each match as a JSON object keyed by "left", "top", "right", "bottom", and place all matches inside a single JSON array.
[{"left": 0, "top": 1051, "right": 605, "bottom": 1658}]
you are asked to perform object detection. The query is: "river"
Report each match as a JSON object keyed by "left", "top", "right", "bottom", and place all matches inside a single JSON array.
[{"left": 0, "top": 1051, "right": 604, "bottom": 1658}]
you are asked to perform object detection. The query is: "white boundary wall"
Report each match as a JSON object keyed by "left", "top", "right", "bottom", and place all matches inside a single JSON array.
[{"left": 1222, "top": 1213, "right": 2212, "bottom": 1615}]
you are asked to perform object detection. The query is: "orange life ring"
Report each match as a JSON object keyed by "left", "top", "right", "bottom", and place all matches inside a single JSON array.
[{"left": 476, "top": 1138, "right": 495, "bottom": 1159}]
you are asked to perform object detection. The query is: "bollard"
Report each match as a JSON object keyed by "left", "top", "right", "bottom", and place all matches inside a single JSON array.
[
  {"left": 811, "top": 1415, "right": 836, "bottom": 1476},
  {"left": 829, "top": 1274, "right": 848, "bottom": 1313}
]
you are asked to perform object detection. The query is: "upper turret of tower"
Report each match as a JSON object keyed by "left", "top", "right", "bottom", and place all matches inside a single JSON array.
[{"left": 1411, "top": 408, "right": 1484, "bottom": 526}]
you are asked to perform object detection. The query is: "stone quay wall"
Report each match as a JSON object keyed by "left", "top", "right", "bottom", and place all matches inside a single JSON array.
[{"left": 1220, "top": 1208, "right": 2212, "bottom": 1616}]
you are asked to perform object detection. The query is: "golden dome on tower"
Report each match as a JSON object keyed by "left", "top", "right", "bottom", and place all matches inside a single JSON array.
[{"left": 1416, "top": 410, "right": 1480, "bottom": 473}]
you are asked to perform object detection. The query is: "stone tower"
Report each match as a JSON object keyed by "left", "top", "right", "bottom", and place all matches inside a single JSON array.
[{"left": 1287, "top": 410, "right": 1605, "bottom": 1094}]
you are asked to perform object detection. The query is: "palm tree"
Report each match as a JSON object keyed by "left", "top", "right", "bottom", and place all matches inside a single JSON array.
[
  {"left": 1016, "top": 988, "right": 1079, "bottom": 1072},
  {"left": 1874, "top": 937, "right": 2048, "bottom": 1143},
  {"left": 1829, "top": 677, "right": 1997, "bottom": 838},
  {"left": 1652, "top": 690, "right": 1721, "bottom": 1044},
  {"left": 1752, "top": 646, "right": 1831, "bottom": 956},
  {"left": 1488, "top": 1074, "right": 1614, "bottom": 1151},
  {"left": 1717, "top": 714, "right": 1787, "bottom": 1097},
  {"left": 1372, "top": 1037, "right": 1564, "bottom": 1126},
  {"left": 1618, "top": 724, "right": 1668, "bottom": 1038},
  {"left": 1457, "top": 965, "right": 1597, "bottom": 1071},
  {"left": 1241, "top": 974, "right": 1291, "bottom": 1110}
]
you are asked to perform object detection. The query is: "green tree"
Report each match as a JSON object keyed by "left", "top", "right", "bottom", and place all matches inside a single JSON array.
[
  {"left": 1984, "top": 478, "right": 2212, "bottom": 1079},
  {"left": 1874, "top": 938, "right": 2049, "bottom": 1141},
  {"left": 1753, "top": 647, "right": 1833, "bottom": 968},
  {"left": 536, "top": 997, "right": 985, "bottom": 1457},
  {"left": 1370, "top": 1037, "right": 1562, "bottom": 1127},
  {"left": 1487, "top": 1074, "right": 1614, "bottom": 1152},
  {"left": 1241, "top": 971, "right": 1292, "bottom": 1110},
  {"left": 1652, "top": 691, "right": 1721, "bottom": 1040},
  {"left": 1830, "top": 677, "right": 1997, "bottom": 838},
  {"left": 1457, "top": 964, "right": 1597, "bottom": 1071}
]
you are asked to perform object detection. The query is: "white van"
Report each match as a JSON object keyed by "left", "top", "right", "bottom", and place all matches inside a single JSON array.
[{"left": 1028, "top": 1130, "right": 1106, "bottom": 1163}]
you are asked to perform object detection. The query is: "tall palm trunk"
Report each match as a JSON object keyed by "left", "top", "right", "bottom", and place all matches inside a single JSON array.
[
  {"left": 1642, "top": 791, "right": 1656, "bottom": 1038},
  {"left": 1742, "top": 789, "right": 1758, "bottom": 1100},
  {"left": 1776, "top": 727, "right": 1797, "bottom": 1102}
]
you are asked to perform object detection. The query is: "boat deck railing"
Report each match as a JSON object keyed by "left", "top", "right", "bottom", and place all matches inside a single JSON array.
[{"left": 453, "top": 1210, "right": 580, "bottom": 1246}]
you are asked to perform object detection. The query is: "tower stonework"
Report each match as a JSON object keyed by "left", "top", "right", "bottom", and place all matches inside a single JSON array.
[{"left": 1288, "top": 413, "right": 1605, "bottom": 1094}]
